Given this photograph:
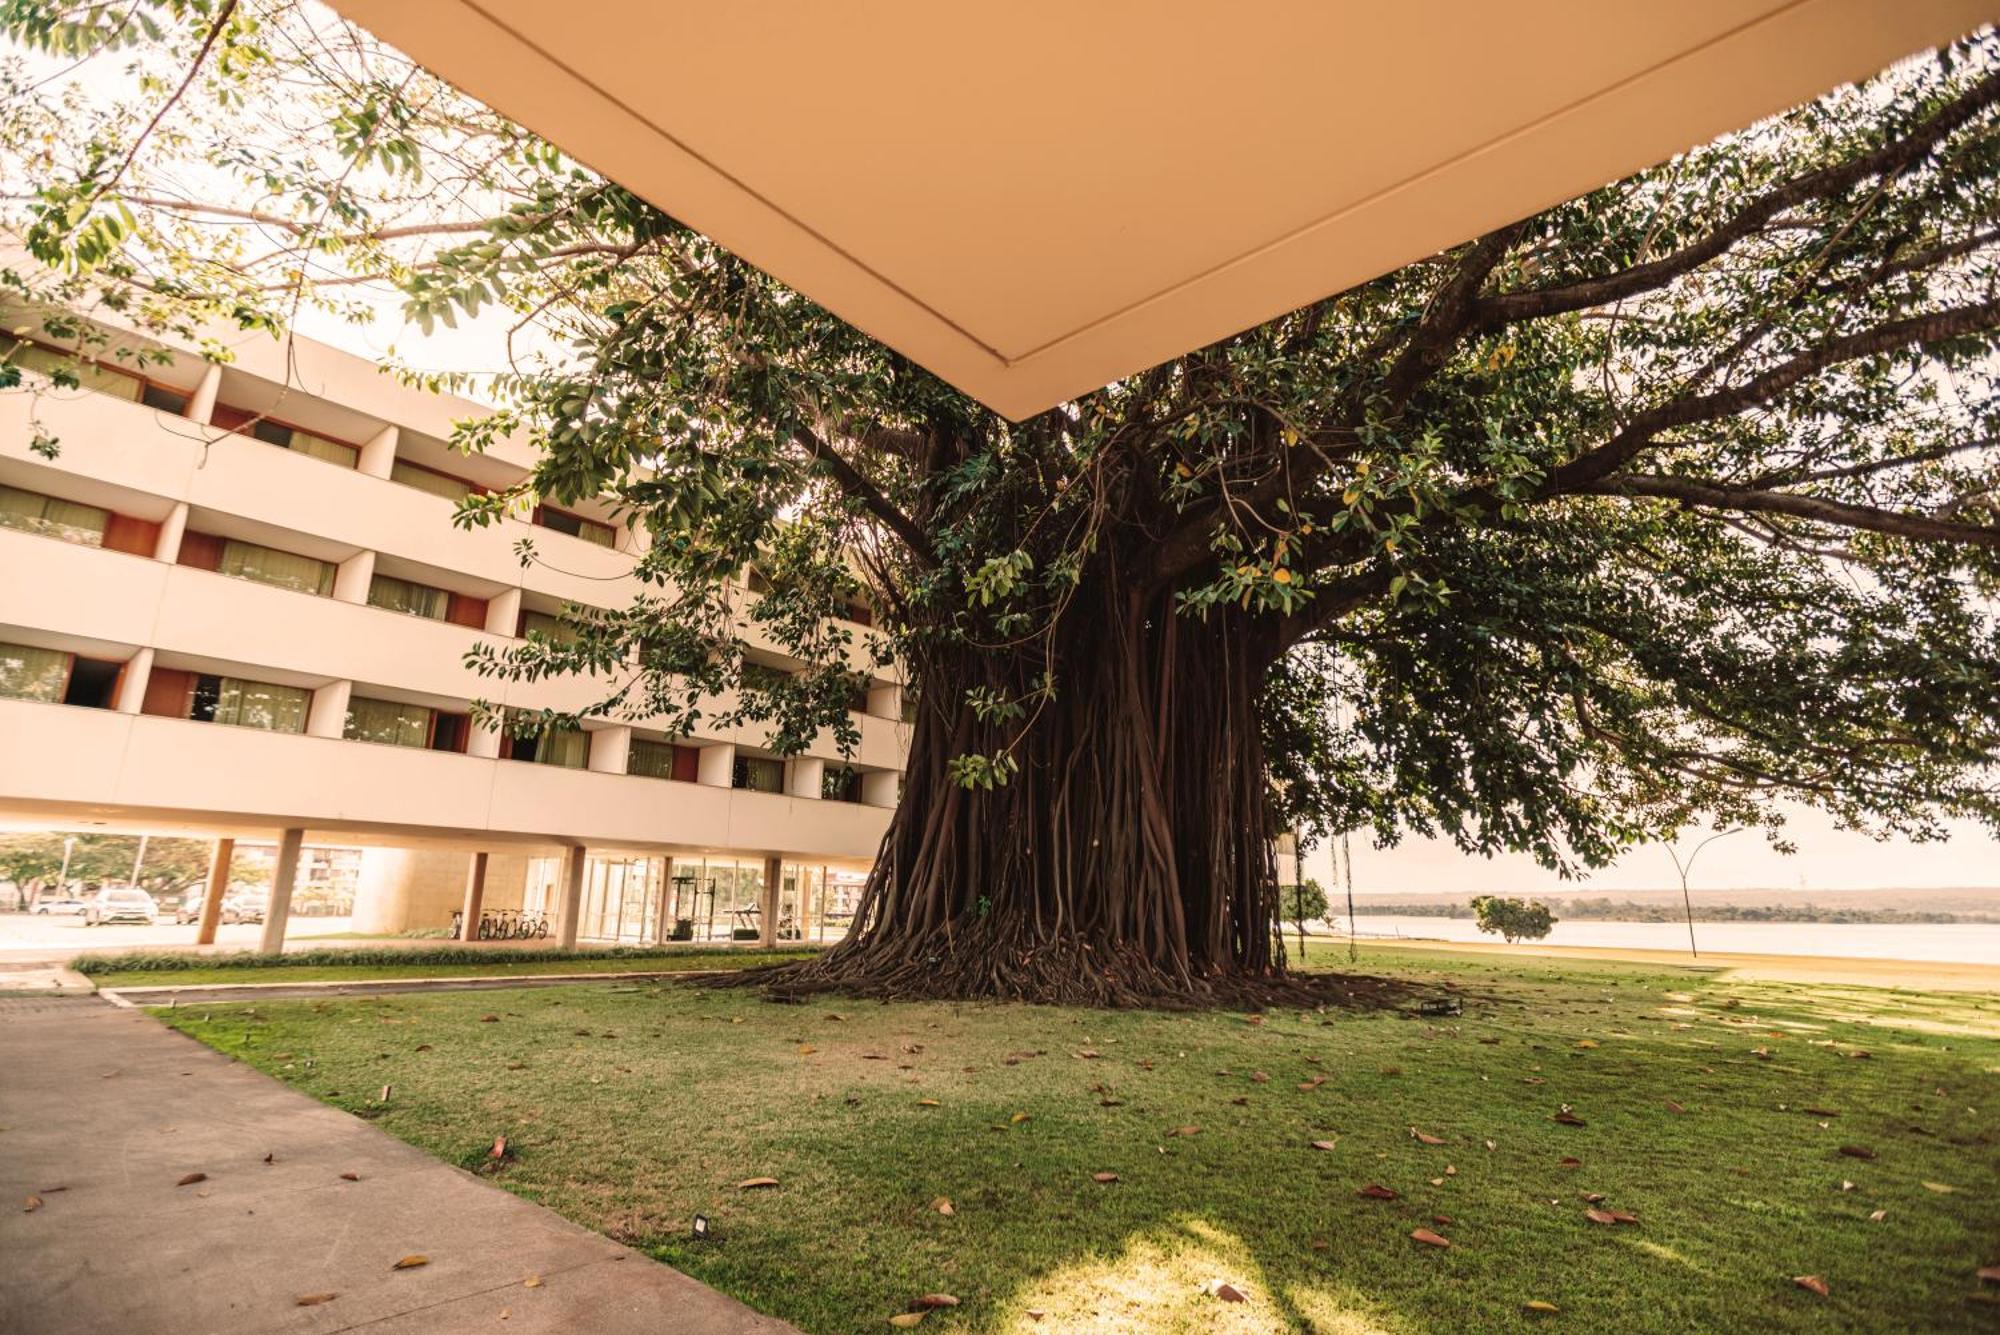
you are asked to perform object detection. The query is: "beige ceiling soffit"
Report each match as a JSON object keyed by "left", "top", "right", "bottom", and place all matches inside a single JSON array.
[{"left": 329, "top": 2, "right": 1993, "bottom": 419}]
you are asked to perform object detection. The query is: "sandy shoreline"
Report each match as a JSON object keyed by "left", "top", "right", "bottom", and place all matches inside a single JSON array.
[{"left": 1354, "top": 934, "right": 2000, "bottom": 992}]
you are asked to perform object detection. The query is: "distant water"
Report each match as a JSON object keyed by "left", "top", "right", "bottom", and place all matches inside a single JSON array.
[{"left": 1332, "top": 915, "right": 2000, "bottom": 966}]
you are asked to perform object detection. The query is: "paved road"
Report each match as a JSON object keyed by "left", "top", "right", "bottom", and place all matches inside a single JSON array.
[{"left": 0, "top": 995, "right": 797, "bottom": 1335}]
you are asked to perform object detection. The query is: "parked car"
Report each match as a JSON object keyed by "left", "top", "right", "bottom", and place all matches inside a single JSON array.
[
  {"left": 84, "top": 887, "right": 159, "bottom": 926},
  {"left": 33, "top": 896, "right": 89, "bottom": 916},
  {"left": 173, "top": 888, "right": 266, "bottom": 926}
]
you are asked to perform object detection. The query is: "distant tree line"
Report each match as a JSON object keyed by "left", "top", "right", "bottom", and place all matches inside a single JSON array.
[{"left": 1365, "top": 897, "right": 1996, "bottom": 925}]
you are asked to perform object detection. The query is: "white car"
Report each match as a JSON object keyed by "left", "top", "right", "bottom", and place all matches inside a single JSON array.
[
  {"left": 33, "top": 896, "right": 89, "bottom": 916},
  {"left": 84, "top": 887, "right": 160, "bottom": 926}
]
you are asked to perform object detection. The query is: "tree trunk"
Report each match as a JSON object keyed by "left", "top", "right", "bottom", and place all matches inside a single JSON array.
[{"left": 751, "top": 572, "right": 1325, "bottom": 1007}]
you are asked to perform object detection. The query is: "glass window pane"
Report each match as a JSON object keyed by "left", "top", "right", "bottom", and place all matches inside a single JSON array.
[
  {"left": 0, "top": 642, "right": 70, "bottom": 702},
  {"left": 519, "top": 609, "right": 574, "bottom": 643},
  {"left": 627, "top": 737, "right": 677, "bottom": 778},
  {"left": 344, "top": 695, "right": 432, "bottom": 747},
  {"left": 367, "top": 573, "right": 448, "bottom": 620},
  {"left": 213, "top": 678, "right": 309, "bottom": 733},
  {"left": 734, "top": 756, "right": 785, "bottom": 793},
  {"left": 537, "top": 727, "right": 589, "bottom": 769},
  {"left": 4, "top": 339, "right": 142, "bottom": 401},
  {"left": 391, "top": 459, "right": 476, "bottom": 503},
  {"left": 219, "top": 539, "right": 334, "bottom": 596},
  {"left": 285, "top": 430, "right": 356, "bottom": 467},
  {"left": 0, "top": 485, "right": 108, "bottom": 547}
]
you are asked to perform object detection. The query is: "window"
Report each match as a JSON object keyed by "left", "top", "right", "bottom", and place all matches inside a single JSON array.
[
  {"left": 740, "top": 661, "right": 791, "bottom": 693},
  {"left": 211, "top": 405, "right": 359, "bottom": 467},
  {"left": 845, "top": 676, "right": 872, "bottom": 715},
  {"left": 517, "top": 608, "right": 577, "bottom": 643},
  {"left": 0, "top": 642, "right": 70, "bottom": 702},
  {"left": 368, "top": 573, "right": 449, "bottom": 620},
  {"left": 391, "top": 458, "right": 479, "bottom": 504},
  {"left": 344, "top": 696, "right": 434, "bottom": 748},
  {"left": 502, "top": 710, "right": 588, "bottom": 768},
  {"left": 534, "top": 504, "right": 615, "bottom": 547},
  {"left": 176, "top": 674, "right": 310, "bottom": 733},
  {"left": 429, "top": 711, "right": 470, "bottom": 753},
  {"left": 1, "top": 334, "right": 144, "bottom": 402},
  {"left": 0, "top": 484, "right": 109, "bottom": 547},
  {"left": 822, "top": 766, "right": 862, "bottom": 803},
  {"left": 215, "top": 538, "right": 335, "bottom": 596},
  {"left": 732, "top": 755, "right": 785, "bottom": 793},
  {"left": 900, "top": 690, "right": 919, "bottom": 724},
  {"left": 628, "top": 738, "right": 700, "bottom": 781},
  {"left": 61, "top": 656, "right": 121, "bottom": 709}
]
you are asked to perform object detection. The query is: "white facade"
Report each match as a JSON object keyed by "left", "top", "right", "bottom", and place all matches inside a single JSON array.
[{"left": 0, "top": 311, "right": 904, "bottom": 943}]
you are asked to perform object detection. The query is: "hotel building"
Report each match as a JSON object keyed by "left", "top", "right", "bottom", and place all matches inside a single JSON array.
[{"left": 0, "top": 308, "right": 907, "bottom": 949}]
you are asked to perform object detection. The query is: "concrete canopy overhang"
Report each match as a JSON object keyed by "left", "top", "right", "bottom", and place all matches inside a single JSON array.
[{"left": 327, "top": 2, "right": 1990, "bottom": 420}]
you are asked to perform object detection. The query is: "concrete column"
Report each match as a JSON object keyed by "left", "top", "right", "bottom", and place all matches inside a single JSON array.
[
  {"left": 458, "top": 851, "right": 489, "bottom": 942},
  {"left": 467, "top": 716, "right": 503, "bottom": 760},
  {"left": 114, "top": 647, "right": 154, "bottom": 715},
  {"left": 331, "top": 549, "right": 376, "bottom": 604},
  {"left": 861, "top": 770, "right": 901, "bottom": 808},
  {"left": 786, "top": 756, "right": 826, "bottom": 800},
  {"left": 187, "top": 364, "right": 222, "bottom": 426},
  {"left": 588, "top": 725, "right": 632, "bottom": 775},
  {"left": 486, "top": 587, "right": 523, "bottom": 637},
  {"left": 154, "top": 501, "right": 190, "bottom": 563},
  {"left": 305, "top": 679, "right": 352, "bottom": 739},
  {"left": 258, "top": 827, "right": 305, "bottom": 953},
  {"left": 696, "top": 742, "right": 736, "bottom": 788},
  {"left": 194, "top": 837, "right": 233, "bottom": 946},
  {"left": 357, "top": 424, "right": 399, "bottom": 478},
  {"left": 759, "top": 855, "right": 783, "bottom": 947},
  {"left": 555, "top": 846, "right": 587, "bottom": 950}
]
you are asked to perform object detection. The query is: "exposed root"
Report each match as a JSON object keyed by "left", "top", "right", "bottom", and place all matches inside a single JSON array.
[{"left": 695, "top": 931, "right": 1425, "bottom": 1012}]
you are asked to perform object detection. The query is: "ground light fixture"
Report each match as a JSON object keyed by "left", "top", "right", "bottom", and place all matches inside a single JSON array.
[{"left": 691, "top": 1213, "right": 712, "bottom": 1241}]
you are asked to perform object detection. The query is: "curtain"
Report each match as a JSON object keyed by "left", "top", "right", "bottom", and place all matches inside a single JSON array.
[
  {"left": 519, "top": 609, "right": 575, "bottom": 643},
  {"left": 0, "top": 642, "right": 70, "bottom": 702},
  {"left": 367, "top": 574, "right": 448, "bottom": 620},
  {"left": 286, "top": 429, "right": 356, "bottom": 467},
  {"left": 344, "top": 696, "right": 432, "bottom": 748},
  {"left": 536, "top": 726, "right": 589, "bottom": 769},
  {"left": 212, "top": 677, "right": 310, "bottom": 733},
  {"left": 219, "top": 539, "right": 335, "bottom": 596},
  {"left": 736, "top": 756, "right": 785, "bottom": 793},
  {"left": 0, "top": 485, "right": 108, "bottom": 547},
  {"left": 391, "top": 459, "right": 475, "bottom": 503},
  {"left": 627, "top": 738, "right": 677, "bottom": 778},
  {"left": 4, "top": 339, "right": 142, "bottom": 401}
]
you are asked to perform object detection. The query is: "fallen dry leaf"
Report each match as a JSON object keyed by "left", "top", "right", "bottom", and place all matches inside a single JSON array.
[
  {"left": 1977, "top": 1265, "right": 2000, "bottom": 1283},
  {"left": 1410, "top": 1228, "right": 1451, "bottom": 1249},
  {"left": 1792, "top": 1275, "right": 1830, "bottom": 1297},
  {"left": 1298, "top": 1077, "right": 1327, "bottom": 1091},
  {"left": 1838, "top": 1145, "right": 1877, "bottom": 1160},
  {"left": 1250, "top": 1071, "right": 1270, "bottom": 1084},
  {"left": 391, "top": 1255, "right": 428, "bottom": 1271},
  {"left": 888, "top": 1315, "right": 926, "bottom": 1328},
  {"left": 1092, "top": 1172, "right": 1120, "bottom": 1183},
  {"left": 480, "top": 1015, "right": 499, "bottom": 1023},
  {"left": 1310, "top": 1140, "right": 1339, "bottom": 1151},
  {"left": 1410, "top": 1127, "right": 1447, "bottom": 1145},
  {"left": 1552, "top": 1111, "right": 1586, "bottom": 1127},
  {"left": 1868, "top": 1209, "right": 1887, "bottom": 1222},
  {"left": 1559, "top": 1156, "right": 1582, "bottom": 1168},
  {"left": 1576, "top": 1039, "right": 1599, "bottom": 1049},
  {"left": 915, "top": 1099, "right": 940, "bottom": 1108},
  {"left": 797, "top": 1045, "right": 817, "bottom": 1056},
  {"left": 738, "top": 1177, "right": 780, "bottom": 1190},
  {"left": 1074, "top": 1050, "right": 1101, "bottom": 1060},
  {"left": 1585, "top": 1208, "right": 1618, "bottom": 1225},
  {"left": 1210, "top": 1281, "right": 1248, "bottom": 1302},
  {"left": 1358, "top": 1184, "right": 1399, "bottom": 1200},
  {"left": 1921, "top": 1181, "right": 1957, "bottom": 1194},
  {"left": 489, "top": 1136, "right": 508, "bottom": 1160},
  {"left": 930, "top": 1197, "right": 954, "bottom": 1215},
  {"left": 295, "top": 1293, "right": 337, "bottom": 1307},
  {"left": 23, "top": 1195, "right": 42, "bottom": 1213},
  {"left": 913, "top": 1294, "right": 959, "bottom": 1309},
  {"left": 523, "top": 1275, "right": 542, "bottom": 1289},
  {"left": 1168, "top": 1125, "right": 1201, "bottom": 1138},
  {"left": 175, "top": 1172, "right": 206, "bottom": 1187},
  {"left": 1665, "top": 1099, "right": 1687, "bottom": 1114},
  {"left": 1010, "top": 1111, "right": 1032, "bottom": 1125},
  {"left": 1524, "top": 1300, "right": 1559, "bottom": 1315}
]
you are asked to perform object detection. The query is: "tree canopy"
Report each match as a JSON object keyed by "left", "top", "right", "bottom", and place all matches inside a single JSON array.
[{"left": 4, "top": 4, "right": 1997, "bottom": 1002}]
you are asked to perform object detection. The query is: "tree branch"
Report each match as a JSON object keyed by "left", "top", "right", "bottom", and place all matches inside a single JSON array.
[
  {"left": 1582, "top": 473, "right": 2000, "bottom": 550},
  {"left": 794, "top": 428, "right": 937, "bottom": 569}
]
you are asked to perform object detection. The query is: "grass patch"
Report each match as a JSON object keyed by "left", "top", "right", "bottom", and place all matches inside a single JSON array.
[
  {"left": 84, "top": 945, "right": 815, "bottom": 989},
  {"left": 161, "top": 947, "right": 2000, "bottom": 1333}
]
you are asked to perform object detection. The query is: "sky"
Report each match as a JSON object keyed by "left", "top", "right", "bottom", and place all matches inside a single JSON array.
[{"left": 1302, "top": 804, "right": 1999, "bottom": 896}]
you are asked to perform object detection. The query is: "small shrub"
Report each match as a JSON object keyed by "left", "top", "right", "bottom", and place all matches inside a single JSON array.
[{"left": 1469, "top": 895, "right": 1557, "bottom": 943}]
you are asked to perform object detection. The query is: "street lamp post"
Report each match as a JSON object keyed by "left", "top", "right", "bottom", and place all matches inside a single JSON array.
[
  {"left": 1665, "top": 829, "right": 1740, "bottom": 958},
  {"left": 57, "top": 835, "right": 76, "bottom": 896}
]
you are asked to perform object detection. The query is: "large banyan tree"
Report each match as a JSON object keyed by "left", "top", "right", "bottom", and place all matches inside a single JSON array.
[{"left": 5, "top": 7, "right": 2000, "bottom": 1004}]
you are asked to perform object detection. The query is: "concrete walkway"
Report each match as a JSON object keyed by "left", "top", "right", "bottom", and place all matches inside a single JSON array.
[{"left": 0, "top": 996, "right": 797, "bottom": 1335}]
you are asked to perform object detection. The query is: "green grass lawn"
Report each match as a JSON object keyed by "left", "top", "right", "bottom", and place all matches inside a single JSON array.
[
  {"left": 160, "top": 947, "right": 2000, "bottom": 1333},
  {"left": 86, "top": 948, "right": 817, "bottom": 989}
]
